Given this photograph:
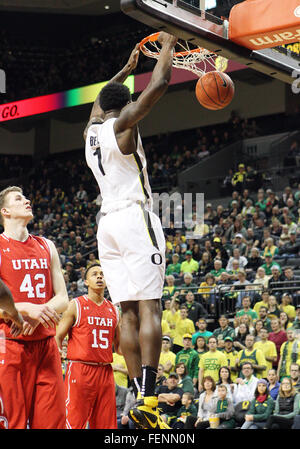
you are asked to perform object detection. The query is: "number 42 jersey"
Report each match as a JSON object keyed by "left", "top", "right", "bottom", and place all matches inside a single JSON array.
[{"left": 0, "top": 233, "right": 54, "bottom": 341}]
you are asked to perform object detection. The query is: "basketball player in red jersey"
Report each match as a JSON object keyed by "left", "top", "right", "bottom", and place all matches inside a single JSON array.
[
  {"left": 84, "top": 33, "right": 177, "bottom": 429},
  {"left": 55, "top": 263, "right": 121, "bottom": 429},
  {"left": 0, "top": 186, "right": 69, "bottom": 429},
  {"left": 0, "top": 279, "right": 24, "bottom": 429}
]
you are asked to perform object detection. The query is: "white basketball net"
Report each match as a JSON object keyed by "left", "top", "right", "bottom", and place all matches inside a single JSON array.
[{"left": 139, "top": 35, "right": 228, "bottom": 77}]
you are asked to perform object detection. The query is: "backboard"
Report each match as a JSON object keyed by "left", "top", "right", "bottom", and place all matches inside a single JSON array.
[{"left": 121, "top": 0, "right": 300, "bottom": 85}]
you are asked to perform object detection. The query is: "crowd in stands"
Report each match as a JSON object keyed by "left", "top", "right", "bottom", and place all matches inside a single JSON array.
[{"left": 113, "top": 180, "right": 300, "bottom": 429}]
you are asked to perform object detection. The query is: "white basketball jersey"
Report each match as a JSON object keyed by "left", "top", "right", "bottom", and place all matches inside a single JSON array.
[{"left": 85, "top": 118, "right": 153, "bottom": 214}]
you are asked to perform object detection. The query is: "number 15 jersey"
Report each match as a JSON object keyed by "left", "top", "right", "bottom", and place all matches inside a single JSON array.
[
  {"left": 0, "top": 233, "right": 54, "bottom": 341},
  {"left": 67, "top": 295, "right": 119, "bottom": 365}
]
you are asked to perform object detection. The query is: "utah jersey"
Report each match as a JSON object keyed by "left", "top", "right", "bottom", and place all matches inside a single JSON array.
[
  {"left": 0, "top": 233, "right": 54, "bottom": 341},
  {"left": 67, "top": 295, "right": 119, "bottom": 364},
  {"left": 85, "top": 118, "right": 153, "bottom": 214}
]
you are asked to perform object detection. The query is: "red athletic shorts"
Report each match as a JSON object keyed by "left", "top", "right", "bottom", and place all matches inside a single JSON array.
[
  {"left": 65, "top": 361, "right": 117, "bottom": 429},
  {"left": 0, "top": 337, "right": 66, "bottom": 429},
  {"left": 0, "top": 388, "right": 8, "bottom": 429}
]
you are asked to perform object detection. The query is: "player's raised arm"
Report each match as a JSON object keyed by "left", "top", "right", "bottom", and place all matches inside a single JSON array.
[
  {"left": 0, "top": 279, "right": 24, "bottom": 336},
  {"left": 114, "top": 32, "right": 177, "bottom": 138},
  {"left": 83, "top": 44, "right": 140, "bottom": 140}
]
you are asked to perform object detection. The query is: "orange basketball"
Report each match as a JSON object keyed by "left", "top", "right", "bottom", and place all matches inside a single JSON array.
[{"left": 195, "top": 71, "right": 235, "bottom": 110}]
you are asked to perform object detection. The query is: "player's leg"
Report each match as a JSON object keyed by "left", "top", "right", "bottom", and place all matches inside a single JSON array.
[
  {"left": 63, "top": 362, "right": 94, "bottom": 429},
  {"left": 0, "top": 388, "right": 8, "bottom": 429},
  {"left": 0, "top": 339, "right": 35, "bottom": 428},
  {"left": 126, "top": 298, "right": 170, "bottom": 429},
  {"left": 29, "top": 337, "right": 66, "bottom": 429},
  {"left": 119, "top": 300, "right": 142, "bottom": 392},
  {"left": 138, "top": 298, "right": 162, "bottom": 397},
  {"left": 89, "top": 365, "right": 117, "bottom": 429}
]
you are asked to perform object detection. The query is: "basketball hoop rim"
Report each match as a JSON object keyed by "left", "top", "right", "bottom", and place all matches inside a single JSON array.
[{"left": 139, "top": 32, "right": 210, "bottom": 57}]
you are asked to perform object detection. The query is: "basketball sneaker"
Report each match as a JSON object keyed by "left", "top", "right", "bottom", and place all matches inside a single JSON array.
[{"left": 129, "top": 396, "right": 170, "bottom": 429}]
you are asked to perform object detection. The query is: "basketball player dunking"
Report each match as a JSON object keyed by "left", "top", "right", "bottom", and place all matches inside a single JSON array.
[
  {"left": 55, "top": 263, "right": 121, "bottom": 429},
  {"left": 0, "top": 186, "right": 69, "bottom": 429},
  {"left": 84, "top": 32, "right": 177, "bottom": 429}
]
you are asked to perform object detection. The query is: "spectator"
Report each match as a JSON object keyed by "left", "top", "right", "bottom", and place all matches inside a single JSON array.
[
  {"left": 253, "top": 328, "right": 277, "bottom": 378},
  {"left": 192, "top": 318, "right": 213, "bottom": 346},
  {"left": 198, "top": 252, "right": 213, "bottom": 277},
  {"left": 69, "top": 281, "right": 82, "bottom": 299},
  {"left": 166, "top": 253, "right": 181, "bottom": 276},
  {"left": 261, "top": 254, "right": 281, "bottom": 276},
  {"left": 236, "top": 296, "right": 258, "bottom": 321},
  {"left": 226, "top": 248, "right": 248, "bottom": 271},
  {"left": 233, "top": 362, "right": 259, "bottom": 405},
  {"left": 184, "top": 376, "right": 218, "bottom": 429},
  {"left": 115, "top": 383, "right": 129, "bottom": 425},
  {"left": 178, "top": 273, "right": 198, "bottom": 296},
  {"left": 86, "top": 252, "right": 100, "bottom": 267},
  {"left": 267, "top": 295, "right": 281, "bottom": 319},
  {"left": 232, "top": 233, "right": 247, "bottom": 256},
  {"left": 179, "top": 250, "right": 199, "bottom": 276},
  {"left": 231, "top": 163, "right": 247, "bottom": 194},
  {"left": 280, "top": 311, "right": 293, "bottom": 331},
  {"left": 290, "top": 363, "right": 300, "bottom": 393},
  {"left": 278, "top": 328, "right": 300, "bottom": 379},
  {"left": 213, "top": 315, "right": 236, "bottom": 348},
  {"left": 246, "top": 248, "right": 264, "bottom": 277},
  {"left": 165, "top": 295, "right": 181, "bottom": 341},
  {"left": 234, "top": 322, "right": 250, "bottom": 351},
  {"left": 265, "top": 377, "right": 300, "bottom": 429},
  {"left": 175, "top": 335, "right": 199, "bottom": 385},
  {"left": 256, "top": 306, "right": 272, "bottom": 332},
  {"left": 268, "top": 317, "right": 288, "bottom": 370},
  {"left": 216, "top": 366, "right": 235, "bottom": 400},
  {"left": 254, "top": 266, "right": 270, "bottom": 290},
  {"left": 268, "top": 266, "right": 285, "bottom": 300},
  {"left": 233, "top": 270, "right": 251, "bottom": 309},
  {"left": 117, "top": 387, "right": 136, "bottom": 430},
  {"left": 210, "top": 259, "right": 226, "bottom": 282},
  {"left": 198, "top": 336, "right": 227, "bottom": 388},
  {"left": 162, "top": 275, "right": 176, "bottom": 300},
  {"left": 194, "top": 336, "right": 208, "bottom": 360},
  {"left": 262, "top": 237, "right": 279, "bottom": 258},
  {"left": 279, "top": 293, "right": 296, "bottom": 322},
  {"left": 159, "top": 336, "right": 176, "bottom": 378},
  {"left": 156, "top": 373, "right": 184, "bottom": 427},
  {"left": 292, "top": 305, "right": 300, "bottom": 330},
  {"left": 172, "top": 306, "right": 196, "bottom": 354},
  {"left": 267, "top": 369, "right": 280, "bottom": 400},
  {"left": 155, "top": 364, "right": 167, "bottom": 391},
  {"left": 64, "top": 261, "right": 78, "bottom": 282},
  {"left": 183, "top": 291, "right": 207, "bottom": 325},
  {"left": 222, "top": 337, "right": 239, "bottom": 381},
  {"left": 277, "top": 231, "right": 300, "bottom": 257},
  {"left": 241, "top": 379, "right": 274, "bottom": 429},
  {"left": 253, "top": 290, "right": 270, "bottom": 316},
  {"left": 213, "top": 383, "right": 236, "bottom": 429},
  {"left": 112, "top": 352, "right": 129, "bottom": 388},
  {"left": 198, "top": 273, "right": 216, "bottom": 314},
  {"left": 172, "top": 392, "right": 197, "bottom": 429},
  {"left": 235, "top": 334, "right": 267, "bottom": 378},
  {"left": 175, "top": 362, "right": 195, "bottom": 394}
]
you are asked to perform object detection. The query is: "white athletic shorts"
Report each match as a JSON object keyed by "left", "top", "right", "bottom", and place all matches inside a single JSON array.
[{"left": 97, "top": 202, "right": 166, "bottom": 304}]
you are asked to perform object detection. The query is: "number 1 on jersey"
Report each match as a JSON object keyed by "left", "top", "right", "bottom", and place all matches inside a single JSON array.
[{"left": 93, "top": 147, "right": 105, "bottom": 176}]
